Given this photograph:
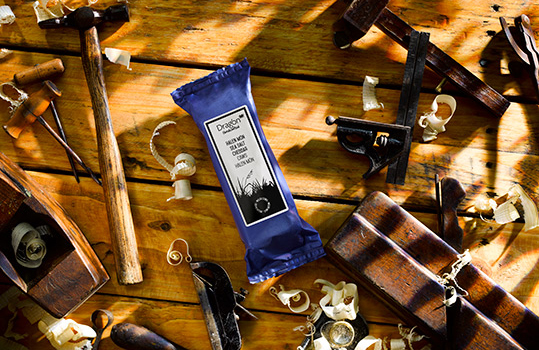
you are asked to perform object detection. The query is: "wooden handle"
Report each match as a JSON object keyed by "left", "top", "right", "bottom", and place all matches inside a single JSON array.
[
  {"left": 3, "top": 81, "right": 61, "bottom": 139},
  {"left": 13, "top": 58, "right": 65, "bottom": 86},
  {"left": 111, "top": 323, "right": 187, "bottom": 350},
  {"left": 80, "top": 27, "right": 143, "bottom": 285}
]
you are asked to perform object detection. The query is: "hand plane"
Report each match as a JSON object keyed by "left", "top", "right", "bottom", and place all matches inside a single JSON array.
[{"left": 191, "top": 261, "right": 256, "bottom": 350}]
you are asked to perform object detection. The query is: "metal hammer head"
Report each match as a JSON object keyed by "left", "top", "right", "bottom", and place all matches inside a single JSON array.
[
  {"left": 333, "top": 0, "right": 389, "bottom": 49},
  {"left": 3, "top": 81, "right": 61, "bottom": 139},
  {"left": 38, "top": 4, "right": 129, "bottom": 31}
]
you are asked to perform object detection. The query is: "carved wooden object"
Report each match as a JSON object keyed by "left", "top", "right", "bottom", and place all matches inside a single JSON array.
[
  {"left": 326, "top": 191, "right": 539, "bottom": 349},
  {"left": 0, "top": 152, "right": 109, "bottom": 318}
]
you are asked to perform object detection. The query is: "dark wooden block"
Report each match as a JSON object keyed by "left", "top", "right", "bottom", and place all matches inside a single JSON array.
[
  {"left": 0, "top": 152, "right": 109, "bottom": 317},
  {"left": 326, "top": 191, "right": 538, "bottom": 349}
]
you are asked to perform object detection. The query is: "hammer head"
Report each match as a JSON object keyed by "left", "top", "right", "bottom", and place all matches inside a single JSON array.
[
  {"left": 38, "top": 4, "right": 129, "bottom": 31},
  {"left": 3, "top": 81, "right": 61, "bottom": 139}
]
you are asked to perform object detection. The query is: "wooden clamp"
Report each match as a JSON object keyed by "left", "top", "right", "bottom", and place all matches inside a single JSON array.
[
  {"left": 326, "top": 191, "right": 539, "bottom": 349},
  {"left": 327, "top": 30, "right": 428, "bottom": 184},
  {"left": 333, "top": 0, "right": 510, "bottom": 118}
]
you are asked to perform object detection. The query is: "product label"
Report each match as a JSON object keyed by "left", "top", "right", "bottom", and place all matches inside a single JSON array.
[{"left": 205, "top": 105, "right": 288, "bottom": 226}]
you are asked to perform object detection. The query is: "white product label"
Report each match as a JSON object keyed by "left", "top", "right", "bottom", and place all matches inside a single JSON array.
[{"left": 205, "top": 105, "right": 288, "bottom": 226}]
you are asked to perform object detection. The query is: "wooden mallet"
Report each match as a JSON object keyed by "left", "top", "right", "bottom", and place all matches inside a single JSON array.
[{"left": 38, "top": 5, "right": 143, "bottom": 285}]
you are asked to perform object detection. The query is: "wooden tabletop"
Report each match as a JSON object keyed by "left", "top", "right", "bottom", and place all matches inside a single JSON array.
[{"left": 1, "top": 0, "right": 539, "bottom": 349}]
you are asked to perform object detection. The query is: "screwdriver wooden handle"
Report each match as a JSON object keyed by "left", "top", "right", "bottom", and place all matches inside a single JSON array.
[
  {"left": 80, "top": 26, "right": 143, "bottom": 285},
  {"left": 13, "top": 58, "right": 65, "bottom": 86}
]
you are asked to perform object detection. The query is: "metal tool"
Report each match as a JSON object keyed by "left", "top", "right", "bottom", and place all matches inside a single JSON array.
[
  {"left": 386, "top": 30, "right": 429, "bottom": 185},
  {"left": 327, "top": 30, "right": 428, "bottom": 184},
  {"left": 91, "top": 309, "right": 114, "bottom": 350},
  {"left": 191, "top": 261, "right": 256, "bottom": 350},
  {"left": 333, "top": 0, "right": 510, "bottom": 118},
  {"left": 39, "top": 5, "right": 143, "bottom": 285},
  {"left": 325, "top": 116, "right": 411, "bottom": 179},
  {"left": 3, "top": 80, "right": 102, "bottom": 185},
  {"left": 50, "top": 100, "right": 80, "bottom": 182},
  {"left": 435, "top": 175, "right": 466, "bottom": 253},
  {"left": 500, "top": 14, "right": 539, "bottom": 102},
  {"left": 111, "top": 323, "right": 188, "bottom": 350},
  {"left": 297, "top": 312, "right": 369, "bottom": 350}
]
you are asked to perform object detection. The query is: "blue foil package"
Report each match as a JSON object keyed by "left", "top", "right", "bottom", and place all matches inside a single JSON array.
[{"left": 171, "top": 59, "right": 325, "bottom": 283}]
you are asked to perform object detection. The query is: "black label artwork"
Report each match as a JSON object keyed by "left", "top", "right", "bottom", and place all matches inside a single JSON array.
[{"left": 205, "top": 105, "right": 288, "bottom": 226}]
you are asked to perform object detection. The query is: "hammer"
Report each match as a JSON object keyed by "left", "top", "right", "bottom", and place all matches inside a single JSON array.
[
  {"left": 333, "top": 0, "right": 510, "bottom": 118},
  {"left": 39, "top": 5, "right": 143, "bottom": 285}
]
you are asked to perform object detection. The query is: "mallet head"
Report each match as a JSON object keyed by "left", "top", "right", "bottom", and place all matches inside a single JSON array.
[{"left": 38, "top": 4, "right": 129, "bottom": 31}]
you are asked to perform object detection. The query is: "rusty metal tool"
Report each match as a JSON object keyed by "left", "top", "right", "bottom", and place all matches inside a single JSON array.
[
  {"left": 435, "top": 174, "right": 466, "bottom": 253},
  {"left": 333, "top": 0, "right": 510, "bottom": 118},
  {"left": 38, "top": 4, "right": 143, "bottom": 285},
  {"left": 500, "top": 15, "right": 539, "bottom": 102},
  {"left": 191, "top": 261, "right": 256, "bottom": 350},
  {"left": 326, "top": 30, "right": 428, "bottom": 184},
  {"left": 325, "top": 116, "right": 411, "bottom": 179},
  {"left": 386, "top": 30, "right": 429, "bottom": 185},
  {"left": 50, "top": 100, "right": 80, "bottom": 182},
  {"left": 91, "top": 309, "right": 114, "bottom": 350},
  {"left": 3, "top": 80, "right": 101, "bottom": 185},
  {"left": 111, "top": 323, "right": 189, "bottom": 350}
]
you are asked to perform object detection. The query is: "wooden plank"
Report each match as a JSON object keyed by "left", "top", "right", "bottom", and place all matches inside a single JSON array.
[
  {"left": 0, "top": 0, "right": 537, "bottom": 98},
  {"left": 19, "top": 170, "right": 539, "bottom": 319},
  {"left": 14, "top": 170, "right": 399, "bottom": 326},
  {"left": 0, "top": 287, "right": 406, "bottom": 350},
  {"left": 1, "top": 52, "right": 539, "bottom": 209}
]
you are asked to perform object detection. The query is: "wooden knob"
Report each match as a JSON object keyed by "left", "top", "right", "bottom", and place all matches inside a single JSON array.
[
  {"left": 3, "top": 81, "right": 62, "bottom": 139},
  {"left": 13, "top": 59, "right": 65, "bottom": 86}
]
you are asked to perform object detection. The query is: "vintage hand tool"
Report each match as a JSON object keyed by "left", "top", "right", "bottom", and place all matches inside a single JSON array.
[
  {"left": 325, "top": 115, "right": 411, "bottom": 179},
  {"left": 327, "top": 30, "right": 429, "bottom": 184},
  {"left": 500, "top": 15, "right": 539, "bottom": 102},
  {"left": 333, "top": 0, "right": 510, "bottom": 118},
  {"left": 297, "top": 312, "right": 369, "bottom": 350},
  {"left": 11, "top": 58, "right": 79, "bottom": 181},
  {"left": 435, "top": 175, "right": 466, "bottom": 253},
  {"left": 111, "top": 323, "right": 188, "bottom": 350},
  {"left": 191, "top": 261, "right": 256, "bottom": 350},
  {"left": 326, "top": 191, "right": 539, "bottom": 349},
  {"left": 50, "top": 100, "right": 80, "bottom": 182},
  {"left": 39, "top": 5, "right": 143, "bottom": 285},
  {"left": 91, "top": 309, "right": 114, "bottom": 350},
  {"left": 0, "top": 152, "right": 109, "bottom": 318},
  {"left": 3, "top": 80, "right": 101, "bottom": 185}
]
